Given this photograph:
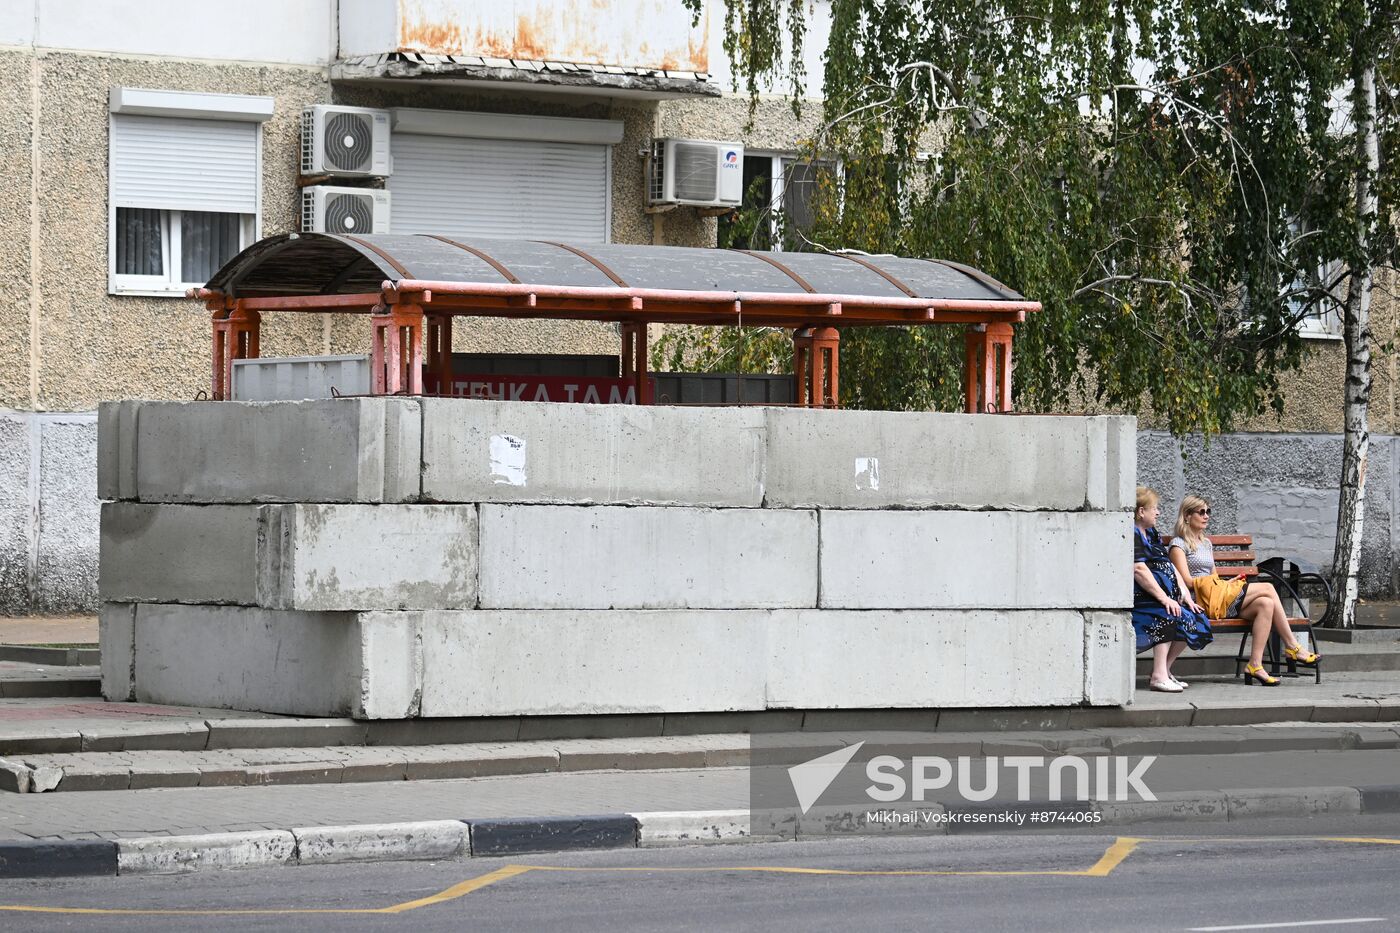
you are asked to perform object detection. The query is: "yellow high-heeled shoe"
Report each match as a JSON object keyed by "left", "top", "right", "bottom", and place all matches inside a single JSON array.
[
  {"left": 1284, "top": 643, "right": 1321, "bottom": 665},
  {"left": 1243, "top": 663, "right": 1280, "bottom": 686}
]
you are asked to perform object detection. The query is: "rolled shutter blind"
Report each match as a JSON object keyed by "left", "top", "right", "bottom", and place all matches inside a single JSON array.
[
  {"left": 389, "top": 134, "right": 609, "bottom": 243},
  {"left": 111, "top": 115, "right": 258, "bottom": 214}
]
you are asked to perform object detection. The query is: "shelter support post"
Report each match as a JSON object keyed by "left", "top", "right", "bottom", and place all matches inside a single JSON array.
[
  {"left": 371, "top": 303, "right": 424, "bottom": 395},
  {"left": 425, "top": 314, "right": 454, "bottom": 396},
  {"left": 211, "top": 304, "right": 261, "bottom": 401},
  {"left": 964, "top": 322, "right": 1014, "bottom": 413},
  {"left": 792, "top": 326, "right": 840, "bottom": 408},
  {"left": 620, "top": 322, "right": 653, "bottom": 404}
]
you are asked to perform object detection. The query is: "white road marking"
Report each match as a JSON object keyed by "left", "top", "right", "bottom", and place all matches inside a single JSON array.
[{"left": 1188, "top": 919, "right": 1387, "bottom": 931}]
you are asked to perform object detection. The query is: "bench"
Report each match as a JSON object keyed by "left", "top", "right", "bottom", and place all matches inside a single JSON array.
[{"left": 1176, "top": 533, "right": 1322, "bottom": 682}]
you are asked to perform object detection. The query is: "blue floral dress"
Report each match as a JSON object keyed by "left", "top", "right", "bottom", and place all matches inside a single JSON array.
[{"left": 1132, "top": 526, "right": 1213, "bottom": 653}]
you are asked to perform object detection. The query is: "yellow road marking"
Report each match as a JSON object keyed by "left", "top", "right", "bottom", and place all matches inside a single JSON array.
[{"left": 2, "top": 835, "right": 1397, "bottom": 917}]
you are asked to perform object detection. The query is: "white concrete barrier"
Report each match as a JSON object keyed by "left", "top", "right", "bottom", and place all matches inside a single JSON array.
[
  {"left": 98, "top": 602, "right": 136, "bottom": 702},
  {"left": 478, "top": 505, "right": 818, "bottom": 609},
  {"left": 132, "top": 605, "right": 421, "bottom": 718},
  {"left": 764, "top": 409, "right": 1121, "bottom": 511},
  {"left": 292, "top": 821, "right": 469, "bottom": 864},
  {"left": 419, "top": 610, "right": 767, "bottom": 716},
  {"left": 100, "top": 502, "right": 262, "bottom": 604},
  {"left": 819, "top": 510, "right": 1132, "bottom": 609},
  {"left": 258, "top": 504, "right": 477, "bottom": 611},
  {"left": 117, "top": 831, "right": 297, "bottom": 874},
  {"left": 1084, "top": 612, "right": 1135, "bottom": 706},
  {"left": 106, "top": 398, "right": 420, "bottom": 503},
  {"left": 766, "top": 610, "right": 1086, "bottom": 708},
  {"left": 100, "top": 503, "right": 477, "bottom": 610},
  {"left": 421, "top": 398, "right": 766, "bottom": 507}
]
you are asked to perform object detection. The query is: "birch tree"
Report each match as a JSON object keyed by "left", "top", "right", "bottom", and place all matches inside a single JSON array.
[{"left": 679, "top": 0, "right": 1398, "bottom": 624}]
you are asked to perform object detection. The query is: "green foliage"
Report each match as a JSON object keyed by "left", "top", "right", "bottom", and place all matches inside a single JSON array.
[{"left": 669, "top": 0, "right": 1398, "bottom": 435}]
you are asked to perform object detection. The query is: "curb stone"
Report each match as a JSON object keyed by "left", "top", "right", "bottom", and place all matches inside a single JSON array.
[{"left": 4, "top": 787, "right": 1400, "bottom": 878}]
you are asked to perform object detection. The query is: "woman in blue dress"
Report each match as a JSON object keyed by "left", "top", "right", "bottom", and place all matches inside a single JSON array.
[{"left": 1133, "top": 486, "right": 1212, "bottom": 692}]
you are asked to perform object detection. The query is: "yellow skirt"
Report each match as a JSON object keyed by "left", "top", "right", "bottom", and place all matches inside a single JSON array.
[{"left": 1187, "top": 573, "right": 1248, "bottom": 620}]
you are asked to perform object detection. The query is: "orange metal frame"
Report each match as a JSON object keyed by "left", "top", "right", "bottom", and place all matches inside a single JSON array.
[{"left": 199, "top": 280, "right": 1038, "bottom": 412}]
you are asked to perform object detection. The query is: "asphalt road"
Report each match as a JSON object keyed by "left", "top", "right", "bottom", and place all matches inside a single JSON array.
[{"left": 3, "top": 816, "right": 1400, "bottom": 932}]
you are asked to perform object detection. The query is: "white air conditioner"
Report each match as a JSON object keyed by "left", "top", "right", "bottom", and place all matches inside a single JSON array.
[
  {"left": 301, "top": 186, "right": 391, "bottom": 234},
  {"left": 301, "top": 104, "right": 392, "bottom": 177},
  {"left": 649, "top": 138, "right": 744, "bottom": 207}
]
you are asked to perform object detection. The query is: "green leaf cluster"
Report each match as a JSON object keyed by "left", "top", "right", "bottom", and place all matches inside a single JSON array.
[{"left": 667, "top": 0, "right": 1398, "bottom": 436}]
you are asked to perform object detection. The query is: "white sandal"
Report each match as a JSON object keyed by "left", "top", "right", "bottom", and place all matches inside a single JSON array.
[
  {"left": 1171, "top": 675, "right": 1190, "bottom": 689},
  {"left": 1149, "top": 679, "right": 1184, "bottom": 693}
]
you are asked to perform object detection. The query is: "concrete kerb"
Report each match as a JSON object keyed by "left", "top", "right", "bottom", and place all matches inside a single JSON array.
[{"left": 6, "top": 786, "right": 1400, "bottom": 877}]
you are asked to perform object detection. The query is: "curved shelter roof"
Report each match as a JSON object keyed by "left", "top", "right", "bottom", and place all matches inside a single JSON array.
[{"left": 201, "top": 234, "right": 1038, "bottom": 328}]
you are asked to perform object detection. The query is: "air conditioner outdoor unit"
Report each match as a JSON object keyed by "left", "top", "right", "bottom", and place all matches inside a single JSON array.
[
  {"left": 301, "top": 104, "right": 392, "bottom": 177},
  {"left": 649, "top": 138, "right": 744, "bottom": 207},
  {"left": 301, "top": 186, "right": 391, "bottom": 235}
]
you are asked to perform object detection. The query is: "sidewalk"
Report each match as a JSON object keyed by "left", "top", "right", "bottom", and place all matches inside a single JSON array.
[{"left": 0, "top": 615, "right": 97, "bottom": 646}]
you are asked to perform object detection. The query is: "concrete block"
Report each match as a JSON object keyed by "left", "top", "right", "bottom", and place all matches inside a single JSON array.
[
  {"left": 479, "top": 505, "right": 817, "bottom": 609},
  {"left": 99, "top": 603, "right": 136, "bottom": 702},
  {"left": 116, "top": 831, "right": 296, "bottom": 874},
  {"left": 1084, "top": 612, "right": 1134, "bottom": 706},
  {"left": 1223, "top": 786, "right": 1361, "bottom": 820},
  {"left": 100, "top": 503, "right": 260, "bottom": 604},
  {"left": 258, "top": 504, "right": 478, "bottom": 611},
  {"left": 798, "top": 805, "right": 947, "bottom": 839},
  {"left": 128, "top": 766, "right": 203, "bottom": 789},
  {"left": 132, "top": 605, "right": 422, "bottom": 719},
  {"left": 51, "top": 767, "right": 129, "bottom": 792},
  {"left": 97, "top": 401, "right": 139, "bottom": 501},
  {"left": 419, "top": 610, "right": 767, "bottom": 717},
  {"left": 293, "top": 821, "right": 469, "bottom": 865},
  {"left": 763, "top": 409, "right": 1130, "bottom": 511},
  {"left": 421, "top": 398, "right": 765, "bottom": 507},
  {"left": 243, "top": 763, "right": 344, "bottom": 786},
  {"left": 634, "top": 810, "right": 775, "bottom": 846},
  {"left": 555, "top": 736, "right": 717, "bottom": 772},
  {"left": 1096, "top": 790, "right": 1230, "bottom": 823},
  {"left": 130, "top": 399, "right": 420, "bottom": 503},
  {"left": 767, "top": 610, "right": 1085, "bottom": 708},
  {"left": 103, "top": 503, "right": 477, "bottom": 611},
  {"left": 819, "top": 510, "right": 1131, "bottom": 609}
]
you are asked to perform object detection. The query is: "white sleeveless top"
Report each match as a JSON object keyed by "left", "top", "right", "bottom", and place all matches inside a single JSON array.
[{"left": 1169, "top": 536, "right": 1215, "bottom": 578}]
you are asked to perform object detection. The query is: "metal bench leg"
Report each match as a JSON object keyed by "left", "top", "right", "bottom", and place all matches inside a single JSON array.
[{"left": 1236, "top": 633, "right": 1249, "bottom": 679}]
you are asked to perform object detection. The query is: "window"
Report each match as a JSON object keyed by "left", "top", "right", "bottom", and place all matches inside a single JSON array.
[
  {"left": 720, "top": 153, "right": 839, "bottom": 252},
  {"left": 108, "top": 89, "right": 272, "bottom": 295},
  {"left": 1291, "top": 259, "right": 1345, "bottom": 340}
]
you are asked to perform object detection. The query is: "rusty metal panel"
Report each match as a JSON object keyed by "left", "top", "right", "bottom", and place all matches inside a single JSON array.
[{"left": 398, "top": 0, "right": 710, "bottom": 72}]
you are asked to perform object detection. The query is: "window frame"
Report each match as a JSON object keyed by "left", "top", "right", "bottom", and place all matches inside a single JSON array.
[
  {"left": 107, "top": 89, "right": 268, "bottom": 298},
  {"left": 733, "top": 150, "right": 843, "bottom": 252}
]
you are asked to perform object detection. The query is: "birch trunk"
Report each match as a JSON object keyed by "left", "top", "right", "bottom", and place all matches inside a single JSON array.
[{"left": 1327, "top": 61, "right": 1378, "bottom": 629}]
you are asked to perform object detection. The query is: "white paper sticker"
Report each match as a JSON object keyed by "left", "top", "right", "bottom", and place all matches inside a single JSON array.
[
  {"left": 489, "top": 434, "right": 527, "bottom": 486},
  {"left": 854, "top": 457, "right": 880, "bottom": 491}
]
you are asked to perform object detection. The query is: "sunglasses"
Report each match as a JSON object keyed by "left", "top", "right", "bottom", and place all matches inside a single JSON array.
[{"left": 1193, "top": 508, "right": 1212, "bottom": 516}]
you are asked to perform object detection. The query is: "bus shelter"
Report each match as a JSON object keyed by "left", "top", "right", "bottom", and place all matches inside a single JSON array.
[{"left": 195, "top": 234, "right": 1041, "bottom": 411}]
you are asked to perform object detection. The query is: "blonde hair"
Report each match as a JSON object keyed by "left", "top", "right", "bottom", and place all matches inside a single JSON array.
[
  {"left": 1175, "top": 495, "right": 1209, "bottom": 550},
  {"left": 1135, "top": 486, "right": 1158, "bottom": 522}
]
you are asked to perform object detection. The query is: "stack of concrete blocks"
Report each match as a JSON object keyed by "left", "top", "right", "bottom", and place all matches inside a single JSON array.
[{"left": 98, "top": 398, "right": 1137, "bottom": 718}]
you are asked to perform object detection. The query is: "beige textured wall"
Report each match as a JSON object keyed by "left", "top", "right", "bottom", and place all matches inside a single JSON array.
[{"left": 0, "top": 50, "right": 35, "bottom": 410}]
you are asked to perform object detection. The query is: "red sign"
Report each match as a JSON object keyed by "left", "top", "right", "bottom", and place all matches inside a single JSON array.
[{"left": 448, "top": 374, "right": 649, "bottom": 405}]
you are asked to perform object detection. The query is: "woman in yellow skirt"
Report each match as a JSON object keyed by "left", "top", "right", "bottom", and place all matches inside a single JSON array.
[{"left": 1168, "top": 495, "right": 1321, "bottom": 685}]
